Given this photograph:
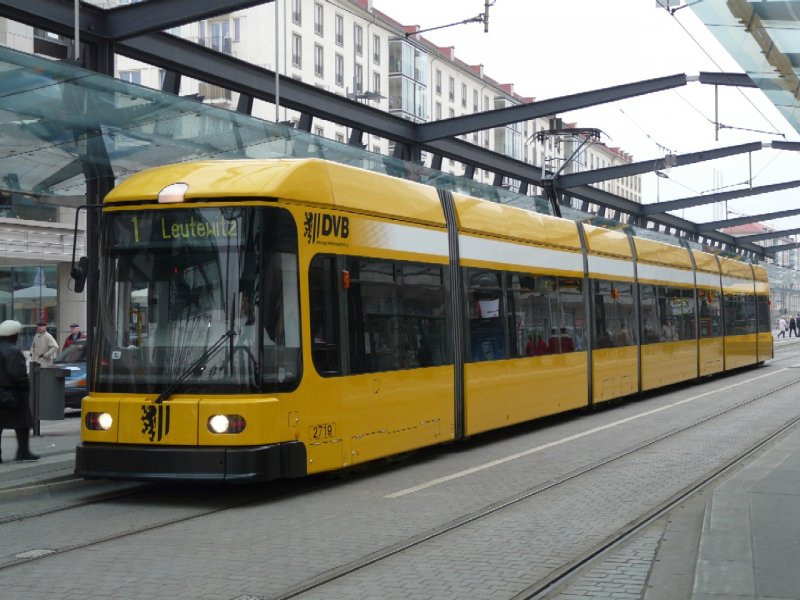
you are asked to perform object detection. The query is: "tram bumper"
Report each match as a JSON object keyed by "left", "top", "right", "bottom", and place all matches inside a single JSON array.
[{"left": 74, "top": 441, "right": 307, "bottom": 483}]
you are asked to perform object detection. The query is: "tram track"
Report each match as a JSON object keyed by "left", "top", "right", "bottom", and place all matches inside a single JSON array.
[
  {"left": 2, "top": 363, "right": 798, "bottom": 597},
  {"left": 0, "top": 476, "right": 333, "bottom": 572},
  {"left": 270, "top": 370, "right": 800, "bottom": 600}
]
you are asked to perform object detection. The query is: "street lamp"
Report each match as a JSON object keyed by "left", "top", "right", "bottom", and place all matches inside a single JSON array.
[{"left": 655, "top": 170, "right": 669, "bottom": 202}]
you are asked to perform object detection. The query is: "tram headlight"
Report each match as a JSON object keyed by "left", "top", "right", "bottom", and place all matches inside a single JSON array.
[
  {"left": 85, "top": 412, "right": 113, "bottom": 431},
  {"left": 207, "top": 414, "right": 246, "bottom": 434},
  {"left": 158, "top": 182, "right": 188, "bottom": 203}
]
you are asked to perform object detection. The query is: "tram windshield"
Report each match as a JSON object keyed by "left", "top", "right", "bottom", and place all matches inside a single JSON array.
[{"left": 94, "top": 206, "right": 300, "bottom": 395}]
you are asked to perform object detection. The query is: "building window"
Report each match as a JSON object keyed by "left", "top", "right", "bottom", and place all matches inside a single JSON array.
[
  {"left": 354, "top": 62, "right": 363, "bottom": 93},
  {"left": 461, "top": 83, "right": 467, "bottom": 107},
  {"left": 435, "top": 102, "right": 441, "bottom": 120},
  {"left": 335, "top": 53, "right": 344, "bottom": 87},
  {"left": 473, "top": 89, "right": 478, "bottom": 112},
  {"left": 335, "top": 132, "right": 345, "bottom": 143},
  {"left": 372, "top": 71, "right": 380, "bottom": 95},
  {"left": 119, "top": 70, "right": 141, "bottom": 84},
  {"left": 373, "top": 34, "right": 380, "bottom": 65},
  {"left": 314, "top": 43, "right": 324, "bottom": 78},
  {"left": 292, "top": 33, "right": 302, "bottom": 68},
  {"left": 292, "top": 0, "right": 301, "bottom": 25},
  {"left": 435, "top": 69, "right": 441, "bottom": 95},
  {"left": 354, "top": 24, "right": 363, "bottom": 56},
  {"left": 210, "top": 20, "right": 231, "bottom": 54},
  {"left": 233, "top": 18, "right": 241, "bottom": 42},
  {"left": 314, "top": 126, "right": 324, "bottom": 137},
  {"left": 314, "top": 3, "right": 323, "bottom": 36},
  {"left": 448, "top": 76, "right": 455, "bottom": 102},
  {"left": 335, "top": 13, "right": 343, "bottom": 46}
]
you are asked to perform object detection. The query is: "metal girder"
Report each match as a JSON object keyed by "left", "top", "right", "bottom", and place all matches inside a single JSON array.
[
  {"left": 416, "top": 74, "right": 689, "bottom": 143},
  {"left": 103, "top": 0, "right": 272, "bottom": 41},
  {"left": 772, "top": 140, "right": 800, "bottom": 152},
  {"left": 698, "top": 207, "right": 800, "bottom": 231},
  {"left": 564, "top": 184, "right": 768, "bottom": 258},
  {"left": 119, "top": 32, "right": 419, "bottom": 144},
  {"left": 642, "top": 178, "right": 800, "bottom": 216},
  {"left": 767, "top": 241, "right": 800, "bottom": 254},
  {"left": 737, "top": 226, "right": 800, "bottom": 244},
  {"left": 737, "top": 226, "right": 800, "bottom": 243},
  {"left": 698, "top": 72, "right": 758, "bottom": 87},
  {"left": 0, "top": 0, "right": 271, "bottom": 42},
  {"left": 558, "top": 142, "right": 764, "bottom": 189}
]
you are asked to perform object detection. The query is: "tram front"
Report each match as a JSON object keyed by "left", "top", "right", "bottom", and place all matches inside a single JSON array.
[{"left": 75, "top": 204, "right": 307, "bottom": 482}]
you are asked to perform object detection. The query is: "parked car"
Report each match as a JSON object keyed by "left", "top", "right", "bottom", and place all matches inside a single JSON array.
[{"left": 53, "top": 339, "right": 87, "bottom": 410}]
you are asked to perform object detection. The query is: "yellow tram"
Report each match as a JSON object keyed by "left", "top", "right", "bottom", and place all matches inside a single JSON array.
[{"left": 74, "top": 159, "right": 773, "bottom": 482}]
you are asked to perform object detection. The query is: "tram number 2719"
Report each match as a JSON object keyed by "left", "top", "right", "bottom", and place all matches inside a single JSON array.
[{"left": 310, "top": 423, "right": 336, "bottom": 440}]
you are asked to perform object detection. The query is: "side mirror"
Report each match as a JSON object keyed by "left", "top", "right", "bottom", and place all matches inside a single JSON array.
[{"left": 70, "top": 256, "right": 90, "bottom": 293}]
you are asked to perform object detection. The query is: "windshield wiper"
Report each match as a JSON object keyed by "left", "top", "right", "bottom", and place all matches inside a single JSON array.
[{"left": 153, "top": 329, "right": 236, "bottom": 404}]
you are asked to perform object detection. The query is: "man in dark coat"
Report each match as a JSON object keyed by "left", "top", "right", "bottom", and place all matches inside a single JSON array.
[
  {"left": 62, "top": 323, "right": 85, "bottom": 350},
  {"left": 0, "top": 319, "right": 40, "bottom": 463}
]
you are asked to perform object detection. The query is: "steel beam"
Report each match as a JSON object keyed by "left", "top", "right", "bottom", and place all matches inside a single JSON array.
[
  {"left": 641, "top": 179, "right": 800, "bottom": 216},
  {"left": 698, "top": 207, "right": 800, "bottom": 231},
  {"left": 0, "top": 0, "right": 271, "bottom": 42},
  {"left": 736, "top": 226, "right": 800, "bottom": 243},
  {"left": 558, "top": 142, "right": 764, "bottom": 189},
  {"left": 698, "top": 72, "right": 757, "bottom": 87},
  {"left": 416, "top": 74, "right": 689, "bottom": 142}
]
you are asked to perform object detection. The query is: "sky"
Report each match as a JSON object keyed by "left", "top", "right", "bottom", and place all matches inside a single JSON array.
[{"left": 370, "top": 0, "right": 800, "bottom": 232}]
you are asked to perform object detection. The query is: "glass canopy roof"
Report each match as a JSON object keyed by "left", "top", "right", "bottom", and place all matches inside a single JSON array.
[
  {"left": 0, "top": 44, "right": 545, "bottom": 212},
  {"left": 690, "top": 0, "right": 800, "bottom": 135}
]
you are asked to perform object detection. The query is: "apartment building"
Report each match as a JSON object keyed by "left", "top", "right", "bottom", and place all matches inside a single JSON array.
[
  {"left": 112, "top": 0, "right": 639, "bottom": 197},
  {"left": 0, "top": 0, "right": 642, "bottom": 346}
]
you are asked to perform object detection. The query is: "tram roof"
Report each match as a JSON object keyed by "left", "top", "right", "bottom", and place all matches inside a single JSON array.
[{"left": 105, "top": 158, "right": 447, "bottom": 227}]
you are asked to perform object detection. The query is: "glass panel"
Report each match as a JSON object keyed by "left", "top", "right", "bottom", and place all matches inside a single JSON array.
[
  {"left": 592, "top": 280, "right": 636, "bottom": 348},
  {"left": 309, "top": 254, "right": 341, "bottom": 375},
  {"left": 466, "top": 269, "right": 506, "bottom": 361},
  {"left": 95, "top": 206, "right": 299, "bottom": 394},
  {"left": 698, "top": 288, "right": 722, "bottom": 338},
  {"left": 559, "top": 277, "right": 585, "bottom": 352}
]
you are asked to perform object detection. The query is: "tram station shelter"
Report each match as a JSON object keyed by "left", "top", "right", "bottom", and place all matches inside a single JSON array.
[{"left": 1, "top": 0, "right": 800, "bottom": 346}]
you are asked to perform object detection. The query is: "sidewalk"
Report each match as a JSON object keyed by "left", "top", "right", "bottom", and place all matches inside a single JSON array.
[
  {"left": 646, "top": 419, "right": 800, "bottom": 599},
  {"left": 0, "top": 416, "right": 81, "bottom": 493}
]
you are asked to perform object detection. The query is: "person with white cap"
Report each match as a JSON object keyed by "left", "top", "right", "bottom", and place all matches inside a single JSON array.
[
  {"left": 62, "top": 323, "right": 85, "bottom": 351},
  {"left": 30, "top": 320, "right": 58, "bottom": 367},
  {"left": 0, "top": 319, "right": 40, "bottom": 463}
]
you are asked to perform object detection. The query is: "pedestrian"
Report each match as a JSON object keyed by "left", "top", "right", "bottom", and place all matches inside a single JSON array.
[
  {"left": 790, "top": 316, "right": 797, "bottom": 338},
  {"left": 777, "top": 317, "right": 787, "bottom": 338},
  {"left": 30, "top": 320, "right": 58, "bottom": 366},
  {"left": 62, "top": 323, "right": 85, "bottom": 350},
  {"left": 0, "top": 319, "right": 40, "bottom": 463}
]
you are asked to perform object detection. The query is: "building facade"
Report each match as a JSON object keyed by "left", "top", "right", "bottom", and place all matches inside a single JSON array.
[{"left": 0, "top": 0, "right": 674, "bottom": 350}]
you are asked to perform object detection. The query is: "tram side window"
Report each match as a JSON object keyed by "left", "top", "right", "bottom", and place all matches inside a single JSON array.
[
  {"left": 756, "top": 295, "right": 770, "bottom": 333},
  {"left": 399, "top": 264, "right": 449, "bottom": 367},
  {"left": 467, "top": 269, "right": 506, "bottom": 361},
  {"left": 742, "top": 294, "right": 757, "bottom": 334},
  {"left": 663, "top": 286, "right": 695, "bottom": 341},
  {"left": 558, "top": 277, "right": 585, "bottom": 352},
  {"left": 723, "top": 292, "right": 755, "bottom": 335},
  {"left": 506, "top": 273, "right": 555, "bottom": 357},
  {"left": 698, "top": 289, "right": 722, "bottom": 338},
  {"left": 309, "top": 254, "right": 341, "bottom": 375},
  {"left": 592, "top": 280, "right": 637, "bottom": 348},
  {"left": 639, "top": 284, "right": 660, "bottom": 343},
  {"left": 347, "top": 257, "right": 448, "bottom": 374}
]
